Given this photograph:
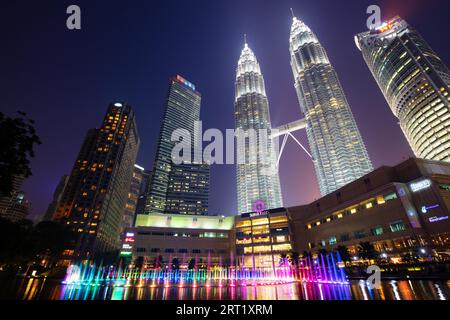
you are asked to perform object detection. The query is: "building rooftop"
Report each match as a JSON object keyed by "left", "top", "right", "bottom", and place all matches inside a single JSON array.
[{"left": 134, "top": 213, "right": 234, "bottom": 231}]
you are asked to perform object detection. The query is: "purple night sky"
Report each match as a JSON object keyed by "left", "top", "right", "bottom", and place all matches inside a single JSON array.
[{"left": 2, "top": 0, "right": 449, "bottom": 220}]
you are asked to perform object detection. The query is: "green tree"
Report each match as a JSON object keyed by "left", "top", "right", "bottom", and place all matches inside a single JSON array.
[
  {"left": 188, "top": 258, "right": 196, "bottom": 270},
  {"left": 289, "top": 251, "right": 300, "bottom": 267},
  {"left": 335, "top": 245, "right": 352, "bottom": 263},
  {"left": 135, "top": 256, "right": 144, "bottom": 269},
  {"left": 172, "top": 258, "right": 180, "bottom": 270},
  {"left": 32, "top": 221, "right": 77, "bottom": 260},
  {"left": 0, "top": 218, "right": 33, "bottom": 266},
  {"left": 358, "top": 242, "right": 378, "bottom": 261},
  {"left": 0, "top": 218, "right": 77, "bottom": 271},
  {"left": 0, "top": 111, "right": 41, "bottom": 197}
]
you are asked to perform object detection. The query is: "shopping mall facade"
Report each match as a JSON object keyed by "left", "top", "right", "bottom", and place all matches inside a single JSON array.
[{"left": 123, "top": 158, "right": 450, "bottom": 267}]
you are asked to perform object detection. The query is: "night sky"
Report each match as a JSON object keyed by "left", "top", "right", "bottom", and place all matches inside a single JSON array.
[{"left": 2, "top": 0, "right": 449, "bottom": 220}]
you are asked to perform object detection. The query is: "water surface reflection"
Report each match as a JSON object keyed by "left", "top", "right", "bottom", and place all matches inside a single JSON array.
[{"left": 1, "top": 278, "right": 449, "bottom": 300}]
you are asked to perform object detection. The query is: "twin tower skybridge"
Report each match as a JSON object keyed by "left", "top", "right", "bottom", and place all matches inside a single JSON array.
[{"left": 270, "top": 118, "right": 314, "bottom": 169}]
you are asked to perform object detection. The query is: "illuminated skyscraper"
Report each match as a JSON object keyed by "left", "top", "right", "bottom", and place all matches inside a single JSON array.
[
  {"left": 43, "top": 175, "right": 69, "bottom": 221},
  {"left": 121, "top": 165, "right": 144, "bottom": 231},
  {"left": 54, "top": 103, "right": 140, "bottom": 259},
  {"left": 135, "top": 168, "right": 151, "bottom": 216},
  {"left": 356, "top": 17, "right": 450, "bottom": 162},
  {"left": 235, "top": 41, "right": 283, "bottom": 214},
  {"left": 145, "top": 76, "right": 210, "bottom": 216},
  {"left": 289, "top": 15, "right": 373, "bottom": 196},
  {"left": 0, "top": 176, "right": 30, "bottom": 222}
]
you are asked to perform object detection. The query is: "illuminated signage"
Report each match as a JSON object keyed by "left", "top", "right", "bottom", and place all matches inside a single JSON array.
[
  {"left": 421, "top": 204, "right": 440, "bottom": 214},
  {"left": 114, "top": 102, "right": 123, "bottom": 107},
  {"left": 250, "top": 211, "right": 270, "bottom": 218},
  {"left": 176, "top": 75, "right": 196, "bottom": 91},
  {"left": 377, "top": 23, "right": 393, "bottom": 33},
  {"left": 126, "top": 232, "right": 135, "bottom": 237},
  {"left": 429, "top": 216, "right": 449, "bottom": 223},
  {"left": 410, "top": 179, "right": 432, "bottom": 193},
  {"left": 250, "top": 200, "right": 267, "bottom": 217},
  {"left": 122, "top": 244, "right": 132, "bottom": 250},
  {"left": 120, "top": 251, "right": 132, "bottom": 256}
]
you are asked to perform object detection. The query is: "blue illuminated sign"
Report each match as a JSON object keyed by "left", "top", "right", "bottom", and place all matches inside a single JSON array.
[{"left": 421, "top": 204, "right": 440, "bottom": 214}]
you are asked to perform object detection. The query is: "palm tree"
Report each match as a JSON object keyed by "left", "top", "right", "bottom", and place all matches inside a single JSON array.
[{"left": 289, "top": 252, "right": 300, "bottom": 268}]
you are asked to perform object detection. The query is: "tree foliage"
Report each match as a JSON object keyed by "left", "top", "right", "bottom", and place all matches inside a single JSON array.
[
  {"left": 357, "top": 242, "right": 378, "bottom": 261},
  {"left": 0, "top": 111, "right": 41, "bottom": 197},
  {"left": 335, "top": 245, "right": 352, "bottom": 262},
  {"left": 0, "top": 218, "right": 77, "bottom": 269}
]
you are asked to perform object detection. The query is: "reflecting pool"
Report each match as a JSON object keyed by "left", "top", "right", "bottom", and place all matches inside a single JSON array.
[{"left": 1, "top": 277, "right": 449, "bottom": 300}]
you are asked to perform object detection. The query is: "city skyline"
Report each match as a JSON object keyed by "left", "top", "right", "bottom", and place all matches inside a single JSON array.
[{"left": 2, "top": 0, "right": 449, "bottom": 220}]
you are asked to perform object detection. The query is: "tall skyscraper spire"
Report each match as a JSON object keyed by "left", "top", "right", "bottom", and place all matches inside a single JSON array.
[
  {"left": 356, "top": 17, "right": 450, "bottom": 162},
  {"left": 235, "top": 40, "right": 283, "bottom": 214},
  {"left": 289, "top": 15, "right": 373, "bottom": 196}
]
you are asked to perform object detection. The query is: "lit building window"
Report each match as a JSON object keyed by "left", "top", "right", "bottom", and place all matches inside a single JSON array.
[
  {"left": 390, "top": 221, "right": 406, "bottom": 233},
  {"left": 252, "top": 218, "right": 269, "bottom": 226},
  {"left": 377, "top": 196, "right": 386, "bottom": 205},
  {"left": 272, "top": 244, "right": 292, "bottom": 252},
  {"left": 329, "top": 236, "right": 337, "bottom": 245},
  {"left": 371, "top": 226, "right": 384, "bottom": 236}
]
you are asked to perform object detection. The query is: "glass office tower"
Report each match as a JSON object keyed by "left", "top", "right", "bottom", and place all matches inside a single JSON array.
[
  {"left": 235, "top": 42, "right": 283, "bottom": 214},
  {"left": 356, "top": 17, "right": 450, "bottom": 162},
  {"left": 290, "top": 16, "right": 373, "bottom": 196},
  {"left": 145, "top": 76, "right": 210, "bottom": 216}
]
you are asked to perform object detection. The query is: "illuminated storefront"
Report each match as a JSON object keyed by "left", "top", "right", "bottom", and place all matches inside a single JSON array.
[
  {"left": 289, "top": 158, "right": 450, "bottom": 262},
  {"left": 234, "top": 208, "right": 293, "bottom": 268},
  {"left": 125, "top": 213, "right": 234, "bottom": 267}
]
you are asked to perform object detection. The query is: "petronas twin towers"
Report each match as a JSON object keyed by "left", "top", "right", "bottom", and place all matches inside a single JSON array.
[
  {"left": 235, "top": 14, "right": 373, "bottom": 213},
  {"left": 235, "top": 42, "right": 283, "bottom": 214}
]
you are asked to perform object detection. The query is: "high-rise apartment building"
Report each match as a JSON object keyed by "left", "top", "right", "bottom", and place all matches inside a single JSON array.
[
  {"left": 356, "top": 17, "right": 450, "bottom": 162},
  {"left": 145, "top": 76, "right": 209, "bottom": 216},
  {"left": 235, "top": 41, "right": 283, "bottom": 214},
  {"left": 43, "top": 175, "right": 69, "bottom": 221},
  {"left": 121, "top": 165, "right": 144, "bottom": 231},
  {"left": 135, "top": 168, "right": 151, "bottom": 216},
  {"left": 289, "top": 15, "right": 373, "bottom": 196},
  {"left": 53, "top": 103, "right": 140, "bottom": 259},
  {"left": 0, "top": 176, "right": 30, "bottom": 222}
]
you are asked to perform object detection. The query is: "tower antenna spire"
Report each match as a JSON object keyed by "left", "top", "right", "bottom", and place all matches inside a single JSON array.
[
  {"left": 244, "top": 33, "right": 247, "bottom": 45},
  {"left": 290, "top": 8, "right": 295, "bottom": 18}
]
